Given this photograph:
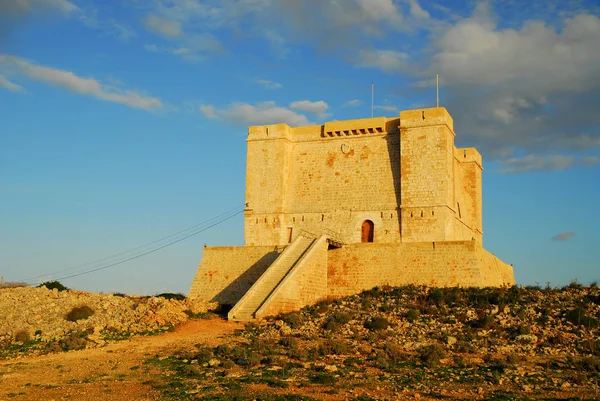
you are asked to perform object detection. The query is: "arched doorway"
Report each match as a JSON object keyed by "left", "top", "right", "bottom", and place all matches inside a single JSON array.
[{"left": 361, "top": 220, "right": 374, "bottom": 243}]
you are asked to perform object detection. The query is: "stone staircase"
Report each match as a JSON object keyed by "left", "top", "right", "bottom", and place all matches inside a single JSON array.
[{"left": 228, "top": 234, "right": 316, "bottom": 321}]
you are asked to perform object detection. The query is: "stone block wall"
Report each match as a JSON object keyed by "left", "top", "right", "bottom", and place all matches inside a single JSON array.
[
  {"left": 327, "top": 242, "right": 514, "bottom": 297},
  {"left": 255, "top": 235, "right": 328, "bottom": 318},
  {"left": 188, "top": 245, "right": 283, "bottom": 305}
]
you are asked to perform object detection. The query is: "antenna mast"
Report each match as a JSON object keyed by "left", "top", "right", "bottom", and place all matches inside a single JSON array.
[
  {"left": 371, "top": 82, "right": 374, "bottom": 118},
  {"left": 436, "top": 74, "right": 439, "bottom": 108}
]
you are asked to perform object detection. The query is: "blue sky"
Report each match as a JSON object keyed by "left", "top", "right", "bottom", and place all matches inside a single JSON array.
[{"left": 1, "top": 0, "right": 599, "bottom": 294}]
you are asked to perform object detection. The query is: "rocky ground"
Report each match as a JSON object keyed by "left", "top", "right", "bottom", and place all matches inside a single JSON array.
[
  {"left": 146, "top": 284, "right": 600, "bottom": 400},
  {"left": 1, "top": 284, "right": 599, "bottom": 400},
  {"left": 0, "top": 285, "right": 210, "bottom": 357}
]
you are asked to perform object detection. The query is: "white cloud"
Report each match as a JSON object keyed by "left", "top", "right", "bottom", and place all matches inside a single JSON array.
[
  {"left": 144, "top": 14, "right": 182, "bottom": 38},
  {"left": 200, "top": 101, "right": 311, "bottom": 126},
  {"left": 408, "top": 0, "right": 430, "bottom": 19},
  {"left": 375, "top": 104, "right": 398, "bottom": 113},
  {"left": 582, "top": 156, "right": 600, "bottom": 167},
  {"left": 290, "top": 100, "right": 328, "bottom": 117},
  {"left": 408, "top": 9, "right": 600, "bottom": 171},
  {"left": 199, "top": 104, "right": 217, "bottom": 119},
  {"left": 0, "top": 75, "right": 24, "bottom": 92},
  {"left": 343, "top": 99, "right": 360, "bottom": 107},
  {"left": 255, "top": 78, "right": 282, "bottom": 89},
  {"left": 356, "top": 49, "right": 409, "bottom": 73},
  {"left": 0, "top": 54, "right": 163, "bottom": 111},
  {"left": 499, "top": 154, "right": 574, "bottom": 174},
  {"left": 0, "top": 0, "right": 78, "bottom": 17},
  {"left": 552, "top": 232, "right": 575, "bottom": 241}
]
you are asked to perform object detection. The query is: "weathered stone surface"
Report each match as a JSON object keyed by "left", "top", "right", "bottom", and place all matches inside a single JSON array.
[
  {"left": 0, "top": 286, "right": 209, "bottom": 347},
  {"left": 189, "top": 107, "right": 515, "bottom": 319}
]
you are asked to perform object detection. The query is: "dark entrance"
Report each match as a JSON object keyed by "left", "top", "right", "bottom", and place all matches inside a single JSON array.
[{"left": 361, "top": 220, "right": 374, "bottom": 243}]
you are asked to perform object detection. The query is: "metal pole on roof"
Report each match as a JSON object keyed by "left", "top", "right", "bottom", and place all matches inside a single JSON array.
[
  {"left": 371, "top": 82, "right": 374, "bottom": 117},
  {"left": 436, "top": 74, "right": 439, "bottom": 108}
]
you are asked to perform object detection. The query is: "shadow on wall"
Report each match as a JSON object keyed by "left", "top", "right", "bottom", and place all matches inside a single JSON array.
[
  {"left": 385, "top": 121, "right": 402, "bottom": 232},
  {"left": 212, "top": 249, "right": 281, "bottom": 307}
]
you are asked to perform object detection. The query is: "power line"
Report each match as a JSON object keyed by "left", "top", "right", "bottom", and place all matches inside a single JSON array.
[
  {"left": 22, "top": 204, "right": 245, "bottom": 283},
  {"left": 25, "top": 205, "right": 245, "bottom": 284}
]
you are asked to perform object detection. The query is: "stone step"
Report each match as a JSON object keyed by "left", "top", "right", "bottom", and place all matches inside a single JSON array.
[{"left": 228, "top": 235, "right": 315, "bottom": 321}]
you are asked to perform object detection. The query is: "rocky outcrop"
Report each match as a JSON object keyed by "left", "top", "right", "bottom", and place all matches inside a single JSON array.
[{"left": 0, "top": 286, "right": 210, "bottom": 352}]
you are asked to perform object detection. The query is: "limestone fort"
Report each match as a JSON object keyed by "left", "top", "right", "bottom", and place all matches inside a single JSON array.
[{"left": 189, "top": 106, "right": 515, "bottom": 321}]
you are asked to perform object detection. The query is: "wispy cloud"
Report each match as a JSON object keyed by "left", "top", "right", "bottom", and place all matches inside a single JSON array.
[
  {"left": 499, "top": 154, "right": 574, "bottom": 174},
  {"left": 343, "top": 99, "right": 360, "bottom": 107},
  {"left": 0, "top": 0, "right": 78, "bottom": 17},
  {"left": 290, "top": 100, "right": 329, "bottom": 117},
  {"left": 0, "top": 74, "right": 24, "bottom": 92},
  {"left": 0, "top": 54, "right": 163, "bottom": 111},
  {"left": 254, "top": 78, "right": 282, "bottom": 89},
  {"left": 144, "top": 14, "right": 182, "bottom": 38},
  {"left": 356, "top": 49, "right": 409, "bottom": 73},
  {"left": 552, "top": 232, "right": 575, "bottom": 241},
  {"left": 200, "top": 101, "right": 312, "bottom": 127}
]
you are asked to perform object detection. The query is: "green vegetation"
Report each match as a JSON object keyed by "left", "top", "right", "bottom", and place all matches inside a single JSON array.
[
  {"left": 155, "top": 292, "right": 186, "bottom": 301},
  {"left": 65, "top": 305, "right": 95, "bottom": 322},
  {"left": 38, "top": 280, "right": 68, "bottom": 291}
]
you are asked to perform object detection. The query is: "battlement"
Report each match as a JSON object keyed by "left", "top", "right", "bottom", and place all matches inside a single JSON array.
[
  {"left": 455, "top": 147, "right": 483, "bottom": 169},
  {"left": 400, "top": 107, "right": 454, "bottom": 132},
  {"left": 323, "top": 117, "right": 387, "bottom": 137},
  {"left": 247, "top": 123, "right": 294, "bottom": 141}
]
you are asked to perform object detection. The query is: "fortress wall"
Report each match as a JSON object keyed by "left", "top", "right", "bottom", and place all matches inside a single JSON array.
[
  {"left": 400, "top": 108, "right": 457, "bottom": 242},
  {"left": 453, "top": 147, "right": 483, "bottom": 240},
  {"left": 188, "top": 245, "right": 283, "bottom": 305},
  {"left": 287, "top": 133, "right": 400, "bottom": 213},
  {"left": 327, "top": 242, "right": 513, "bottom": 297},
  {"left": 479, "top": 248, "right": 516, "bottom": 286},
  {"left": 245, "top": 130, "right": 402, "bottom": 245},
  {"left": 256, "top": 236, "right": 329, "bottom": 319}
]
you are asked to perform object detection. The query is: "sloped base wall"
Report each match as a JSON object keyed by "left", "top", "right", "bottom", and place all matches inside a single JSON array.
[
  {"left": 327, "top": 241, "right": 514, "bottom": 297},
  {"left": 188, "top": 245, "right": 284, "bottom": 305},
  {"left": 189, "top": 241, "right": 515, "bottom": 315}
]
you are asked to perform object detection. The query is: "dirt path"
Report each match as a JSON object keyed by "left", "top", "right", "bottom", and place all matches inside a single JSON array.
[{"left": 0, "top": 319, "right": 244, "bottom": 401}]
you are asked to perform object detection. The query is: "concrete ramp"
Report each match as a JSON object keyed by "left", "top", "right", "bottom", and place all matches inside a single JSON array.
[{"left": 228, "top": 233, "right": 318, "bottom": 321}]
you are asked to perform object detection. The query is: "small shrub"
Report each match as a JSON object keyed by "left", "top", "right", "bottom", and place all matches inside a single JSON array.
[
  {"left": 577, "top": 356, "right": 600, "bottom": 372},
  {"left": 418, "top": 344, "right": 446, "bottom": 368},
  {"left": 280, "top": 312, "right": 303, "bottom": 329},
  {"left": 222, "top": 359, "right": 236, "bottom": 369},
  {"left": 59, "top": 331, "right": 88, "bottom": 351},
  {"left": 324, "top": 311, "right": 352, "bottom": 331},
  {"left": 34, "top": 330, "right": 42, "bottom": 336},
  {"left": 565, "top": 308, "right": 599, "bottom": 329},
  {"left": 384, "top": 340, "right": 408, "bottom": 362},
  {"left": 318, "top": 339, "right": 348, "bottom": 356},
  {"left": 471, "top": 314, "right": 495, "bottom": 330},
  {"left": 279, "top": 337, "right": 299, "bottom": 349},
  {"left": 364, "top": 316, "right": 389, "bottom": 331},
  {"left": 155, "top": 293, "right": 185, "bottom": 301},
  {"left": 38, "top": 281, "right": 68, "bottom": 291},
  {"left": 14, "top": 330, "right": 30, "bottom": 343},
  {"left": 515, "top": 324, "right": 531, "bottom": 335},
  {"left": 406, "top": 308, "right": 420, "bottom": 323},
  {"left": 66, "top": 305, "right": 95, "bottom": 322},
  {"left": 112, "top": 292, "right": 126, "bottom": 297},
  {"left": 196, "top": 347, "right": 214, "bottom": 363},
  {"left": 309, "top": 372, "right": 337, "bottom": 385},
  {"left": 180, "top": 365, "right": 201, "bottom": 376}
]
